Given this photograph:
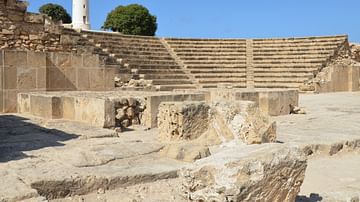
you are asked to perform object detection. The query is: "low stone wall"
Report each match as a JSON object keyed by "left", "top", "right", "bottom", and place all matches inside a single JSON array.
[
  {"left": 0, "top": 50, "right": 118, "bottom": 113},
  {"left": 174, "top": 88, "right": 299, "bottom": 116},
  {"left": 315, "top": 64, "right": 360, "bottom": 93},
  {"left": 17, "top": 91, "right": 207, "bottom": 128}
]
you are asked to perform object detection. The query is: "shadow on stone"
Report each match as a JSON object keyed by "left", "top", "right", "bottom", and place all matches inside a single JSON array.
[
  {"left": 0, "top": 114, "right": 77, "bottom": 162},
  {"left": 296, "top": 193, "right": 323, "bottom": 202}
]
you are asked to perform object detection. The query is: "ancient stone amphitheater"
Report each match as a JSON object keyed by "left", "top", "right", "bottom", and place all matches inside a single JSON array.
[{"left": 1, "top": 1, "right": 360, "bottom": 201}]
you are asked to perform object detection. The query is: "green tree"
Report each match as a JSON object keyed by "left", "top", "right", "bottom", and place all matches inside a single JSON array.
[
  {"left": 39, "top": 3, "right": 72, "bottom": 24},
  {"left": 103, "top": 4, "right": 157, "bottom": 36}
]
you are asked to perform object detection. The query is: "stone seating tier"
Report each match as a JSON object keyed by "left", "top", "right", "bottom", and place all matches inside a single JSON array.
[
  {"left": 80, "top": 30, "right": 194, "bottom": 89},
  {"left": 78, "top": 31, "right": 348, "bottom": 90}
]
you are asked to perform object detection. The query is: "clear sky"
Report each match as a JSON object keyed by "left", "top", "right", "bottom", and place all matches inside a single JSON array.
[{"left": 27, "top": 0, "right": 360, "bottom": 42}]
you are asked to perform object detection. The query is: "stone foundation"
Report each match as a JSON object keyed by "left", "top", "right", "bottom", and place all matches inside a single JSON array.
[
  {"left": 158, "top": 101, "right": 277, "bottom": 146},
  {"left": 17, "top": 91, "right": 206, "bottom": 128},
  {"left": 175, "top": 88, "right": 299, "bottom": 116},
  {"left": 0, "top": 50, "right": 119, "bottom": 113}
]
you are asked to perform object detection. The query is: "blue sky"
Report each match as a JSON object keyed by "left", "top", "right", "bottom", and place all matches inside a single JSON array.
[{"left": 27, "top": 0, "right": 360, "bottom": 42}]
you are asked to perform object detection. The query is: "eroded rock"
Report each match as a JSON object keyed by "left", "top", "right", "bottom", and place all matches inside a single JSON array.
[
  {"left": 158, "top": 101, "right": 277, "bottom": 145},
  {"left": 181, "top": 146, "right": 307, "bottom": 202}
]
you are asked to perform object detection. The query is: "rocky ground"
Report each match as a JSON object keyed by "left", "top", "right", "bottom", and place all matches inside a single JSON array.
[{"left": 0, "top": 92, "right": 360, "bottom": 201}]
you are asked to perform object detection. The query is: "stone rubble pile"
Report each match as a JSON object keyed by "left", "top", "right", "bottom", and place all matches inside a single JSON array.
[
  {"left": 114, "top": 97, "right": 146, "bottom": 132},
  {"left": 115, "top": 78, "right": 153, "bottom": 89},
  {"left": 350, "top": 43, "right": 360, "bottom": 62}
]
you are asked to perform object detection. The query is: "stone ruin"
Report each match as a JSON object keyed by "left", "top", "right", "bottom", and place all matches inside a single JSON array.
[{"left": 0, "top": 1, "right": 360, "bottom": 201}]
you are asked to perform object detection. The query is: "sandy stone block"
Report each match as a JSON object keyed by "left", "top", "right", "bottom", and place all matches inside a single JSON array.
[
  {"left": 45, "top": 53, "right": 57, "bottom": 68},
  {"left": 210, "top": 101, "right": 277, "bottom": 145},
  {"left": 0, "top": 50, "right": 3, "bottom": 66},
  {"left": 160, "top": 142, "right": 211, "bottom": 162},
  {"left": 47, "top": 68, "right": 74, "bottom": 90},
  {"left": 235, "top": 91, "right": 260, "bottom": 104},
  {"left": 56, "top": 53, "right": 72, "bottom": 69},
  {"left": 17, "top": 68, "right": 36, "bottom": 90},
  {"left": 17, "top": 93, "right": 30, "bottom": 114},
  {"left": 83, "top": 54, "right": 100, "bottom": 67},
  {"left": 62, "top": 96, "right": 75, "bottom": 120},
  {"left": 27, "top": 52, "right": 46, "bottom": 68},
  {"left": 89, "top": 69, "right": 105, "bottom": 90},
  {"left": 158, "top": 101, "right": 210, "bottom": 142},
  {"left": 71, "top": 54, "right": 83, "bottom": 68},
  {"left": 144, "top": 94, "right": 207, "bottom": 128},
  {"left": 0, "top": 90, "right": 3, "bottom": 112},
  {"left": 104, "top": 68, "right": 116, "bottom": 90},
  {"left": 30, "top": 95, "right": 62, "bottom": 119},
  {"left": 77, "top": 68, "right": 90, "bottom": 90},
  {"left": 36, "top": 68, "right": 46, "bottom": 89},
  {"left": 3, "top": 90, "right": 18, "bottom": 113},
  {"left": 182, "top": 146, "right": 306, "bottom": 201},
  {"left": 3, "top": 66, "right": 17, "bottom": 89},
  {"left": 74, "top": 97, "right": 113, "bottom": 127},
  {"left": 0, "top": 65, "right": 2, "bottom": 90},
  {"left": 4, "top": 51, "right": 27, "bottom": 67},
  {"left": 64, "top": 68, "right": 77, "bottom": 89}
]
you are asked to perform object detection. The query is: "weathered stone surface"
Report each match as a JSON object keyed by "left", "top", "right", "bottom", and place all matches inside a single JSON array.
[
  {"left": 181, "top": 146, "right": 307, "bottom": 202},
  {"left": 211, "top": 101, "right": 277, "bottom": 144},
  {"left": 158, "top": 102, "right": 210, "bottom": 142},
  {"left": 158, "top": 101, "right": 277, "bottom": 145},
  {"left": 160, "top": 142, "right": 211, "bottom": 162}
]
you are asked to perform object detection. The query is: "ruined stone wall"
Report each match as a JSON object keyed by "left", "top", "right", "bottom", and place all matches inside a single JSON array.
[
  {"left": 0, "top": 1, "right": 63, "bottom": 51},
  {"left": 0, "top": 0, "right": 111, "bottom": 56},
  {"left": 0, "top": 50, "right": 118, "bottom": 113}
]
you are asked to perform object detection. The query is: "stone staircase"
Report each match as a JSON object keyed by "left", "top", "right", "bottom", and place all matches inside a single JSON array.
[
  {"left": 61, "top": 28, "right": 128, "bottom": 74},
  {"left": 79, "top": 30, "right": 195, "bottom": 90},
  {"left": 164, "top": 38, "right": 247, "bottom": 88},
  {"left": 72, "top": 30, "right": 348, "bottom": 90},
  {"left": 252, "top": 35, "right": 348, "bottom": 88}
]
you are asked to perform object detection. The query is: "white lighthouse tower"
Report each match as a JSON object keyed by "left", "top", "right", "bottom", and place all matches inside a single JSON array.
[{"left": 72, "top": 0, "right": 91, "bottom": 30}]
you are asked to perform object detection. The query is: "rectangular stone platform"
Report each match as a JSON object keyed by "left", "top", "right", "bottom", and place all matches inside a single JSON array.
[
  {"left": 17, "top": 91, "right": 206, "bottom": 128},
  {"left": 175, "top": 88, "right": 299, "bottom": 115}
]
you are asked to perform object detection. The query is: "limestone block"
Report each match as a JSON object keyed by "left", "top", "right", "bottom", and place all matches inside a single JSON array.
[
  {"left": 62, "top": 96, "right": 75, "bottom": 120},
  {"left": 71, "top": 54, "right": 83, "bottom": 68},
  {"left": 4, "top": 51, "right": 27, "bottom": 67},
  {"left": 36, "top": 68, "right": 46, "bottom": 89},
  {"left": 3, "top": 90, "right": 18, "bottom": 112},
  {"left": 89, "top": 69, "right": 105, "bottom": 90},
  {"left": 83, "top": 54, "right": 99, "bottom": 67},
  {"left": 160, "top": 142, "right": 211, "bottom": 162},
  {"left": 16, "top": 67, "right": 36, "bottom": 90},
  {"left": 46, "top": 68, "right": 67, "bottom": 90},
  {"left": 181, "top": 146, "right": 307, "bottom": 201},
  {"left": 3, "top": 66, "right": 17, "bottom": 89},
  {"left": 17, "top": 93, "right": 30, "bottom": 114},
  {"left": 29, "top": 94, "right": 62, "bottom": 119},
  {"left": 77, "top": 68, "right": 90, "bottom": 90},
  {"left": 212, "top": 101, "right": 277, "bottom": 144},
  {"left": 0, "top": 50, "right": 3, "bottom": 66},
  {"left": 27, "top": 52, "right": 46, "bottom": 68},
  {"left": 74, "top": 97, "right": 114, "bottom": 128},
  {"left": 55, "top": 53, "right": 72, "bottom": 70},
  {"left": 103, "top": 68, "right": 117, "bottom": 90},
  {"left": 144, "top": 93, "right": 206, "bottom": 128},
  {"left": 158, "top": 102, "right": 210, "bottom": 142},
  {"left": 0, "top": 90, "right": 3, "bottom": 112},
  {"left": 158, "top": 100, "right": 276, "bottom": 145}
]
